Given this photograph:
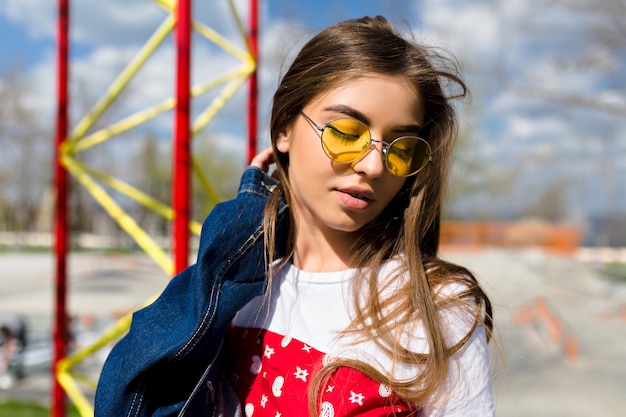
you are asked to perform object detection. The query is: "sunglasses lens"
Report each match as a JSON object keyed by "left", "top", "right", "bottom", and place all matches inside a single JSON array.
[
  {"left": 386, "top": 137, "right": 431, "bottom": 177},
  {"left": 321, "top": 119, "right": 370, "bottom": 163}
]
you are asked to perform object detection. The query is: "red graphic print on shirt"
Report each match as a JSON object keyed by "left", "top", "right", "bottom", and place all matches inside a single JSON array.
[{"left": 226, "top": 326, "right": 420, "bottom": 417}]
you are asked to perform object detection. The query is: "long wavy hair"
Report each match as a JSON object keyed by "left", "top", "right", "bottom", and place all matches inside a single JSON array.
[{"left": 262, "top": 16, "right": 493, "bottom": 415}]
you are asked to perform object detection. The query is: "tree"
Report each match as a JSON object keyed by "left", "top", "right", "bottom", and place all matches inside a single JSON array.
[
  {"left": 0, "top": 66, "right": 52, "bottom": 236},
  {"left": 136, "top": 134, "right": 171, "bottom": 237}
]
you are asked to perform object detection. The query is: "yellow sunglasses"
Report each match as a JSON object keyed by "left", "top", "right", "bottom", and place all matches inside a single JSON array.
[{"left": 300, "top": 112, "right": 432, "bottom": 177}]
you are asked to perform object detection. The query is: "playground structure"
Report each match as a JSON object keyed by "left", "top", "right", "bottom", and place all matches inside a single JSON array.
[{"left": 52, "top": 0, "right": 259, "bottom": 415}]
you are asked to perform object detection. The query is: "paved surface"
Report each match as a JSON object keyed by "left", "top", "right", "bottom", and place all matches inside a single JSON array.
[
  {"left": 1, "top": 250, "right": 625, "bottom": 416},
  {"left": 445, "top": 250, "right": 626, "bottom": 417},
  {"left": 0, "top": 253, "right": 170, "bottom": 406}
]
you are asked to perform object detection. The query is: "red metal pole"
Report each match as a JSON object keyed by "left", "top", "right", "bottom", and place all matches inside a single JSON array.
[
  {"left": 172, "top": 0, "right": 192, "bottom": 274},
  {"left": 247, "top": 0, "right": 259, "bottom": 164},
  {"left": 52, "top": 0, "right": 70, "bottom": 415}
]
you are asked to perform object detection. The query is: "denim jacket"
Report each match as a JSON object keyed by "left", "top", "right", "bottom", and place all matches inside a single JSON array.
[{"left": 94, "top": 167, "right": 289, "bottom": 417}]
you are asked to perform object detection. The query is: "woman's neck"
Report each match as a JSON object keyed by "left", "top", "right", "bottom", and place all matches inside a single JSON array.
[{"left": 291, "top": 219, "right": 358, "bottom": 273}]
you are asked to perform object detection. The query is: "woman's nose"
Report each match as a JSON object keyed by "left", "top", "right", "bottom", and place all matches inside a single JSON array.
[{"left": 351, "top": 143, "right": 385, "bottom": 177}]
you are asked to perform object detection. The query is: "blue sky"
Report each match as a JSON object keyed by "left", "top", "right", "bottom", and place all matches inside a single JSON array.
[{"left": 1, "top": 0, "right": 625, "bottom": 226}]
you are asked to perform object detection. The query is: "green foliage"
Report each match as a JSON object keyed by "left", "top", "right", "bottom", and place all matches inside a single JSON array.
[
  {"left": 0, "top": 400, "right": 80, "bottom": 417},
  {"left": 601, "top": 262, "right": 626, "bottom": 283},
  {"left": 191, "top": 135, "right": 243, "bottom": 217}
]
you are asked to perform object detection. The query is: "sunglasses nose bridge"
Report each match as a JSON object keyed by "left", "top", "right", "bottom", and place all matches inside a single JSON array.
[{"left": 368, "top": 137, "right": 390, "bottom": 157}]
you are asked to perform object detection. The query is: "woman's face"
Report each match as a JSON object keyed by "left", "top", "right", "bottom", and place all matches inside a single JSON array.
[{"left": 277, "top": 74, "right": 425, "bottom": 236}]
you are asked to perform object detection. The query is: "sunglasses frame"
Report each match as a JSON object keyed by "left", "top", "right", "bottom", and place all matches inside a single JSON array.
[{"left": 300, "top": 111, "right": 432, "bottom": 177}]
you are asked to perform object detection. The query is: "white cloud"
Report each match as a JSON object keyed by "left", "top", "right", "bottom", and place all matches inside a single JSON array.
[
  {"left": 3, "top": 0, "right": 55, "bottom": 39},
  {"left": 21, "top": 52, "right": 56, "bottom": 124},
  {"left": 71, "top": 1, "right": 166, "bottom": 46},
  {"left": 598, "top": 90, "right": 626, "bottom": 109},
  {"left": 507, "top": 116, "right": 543, "bottom": 139},
  {"left": 418, "top": 0, "right": 502, "bottom": 61}
]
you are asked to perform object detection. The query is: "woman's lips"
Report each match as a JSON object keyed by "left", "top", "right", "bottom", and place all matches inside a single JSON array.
[{"left": 334, "top": 187, "right": 375, "bottom": 210}]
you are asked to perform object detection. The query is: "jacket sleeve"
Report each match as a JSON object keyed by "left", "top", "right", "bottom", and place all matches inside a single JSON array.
[{"left": 94, "top": 168, "right": 288, "bottom": 417}]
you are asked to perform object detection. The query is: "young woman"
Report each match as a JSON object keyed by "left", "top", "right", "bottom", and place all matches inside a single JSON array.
[
  {"left": 225, "top": 16, "right": 493, "bottom": 416},
  {"left": 95, "top": 15, "right": 493, "bottom": 417}
]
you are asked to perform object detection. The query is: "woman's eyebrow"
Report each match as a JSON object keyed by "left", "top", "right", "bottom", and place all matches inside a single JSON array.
[
  {"left": 322, "top": 104, "right": 370, "bottom": 125},
  {"left": 393, "top": 124, "right": 423, "bottom": 134}
]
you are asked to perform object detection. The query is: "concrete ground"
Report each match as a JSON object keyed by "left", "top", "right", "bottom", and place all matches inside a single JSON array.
[
  {"left": 0, "top": 250, "right": 625, "bottom": 416},
  {"left": 0, "top": 252, "right": 170, "bottom": 407},
  {"left": 445, "top": 249, "right": 626, "bottom": 417}
]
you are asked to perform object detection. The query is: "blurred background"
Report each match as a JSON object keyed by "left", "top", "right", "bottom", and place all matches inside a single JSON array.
[{"left": 0, "top": 0, "right": 624, "bottom": 416}]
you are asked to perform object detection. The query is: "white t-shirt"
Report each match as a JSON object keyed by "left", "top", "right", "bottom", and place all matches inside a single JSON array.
[{"left": 227, "top": 260, "right": 493, "bottom": 417}]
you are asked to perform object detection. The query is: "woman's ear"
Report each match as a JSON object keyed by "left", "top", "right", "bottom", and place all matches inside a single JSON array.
[{"left": 276, "top": 129, "right": 290, "bottom": 153}]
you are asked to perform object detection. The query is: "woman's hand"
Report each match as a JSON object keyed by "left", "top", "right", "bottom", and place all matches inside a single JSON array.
[{"left": 250, "top": 147, "right": 276, "bottom": 175}]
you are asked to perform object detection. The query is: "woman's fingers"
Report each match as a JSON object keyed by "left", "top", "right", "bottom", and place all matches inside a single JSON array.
[{"left": 250, "top": 147, "right": 275, "bottom": 172}]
